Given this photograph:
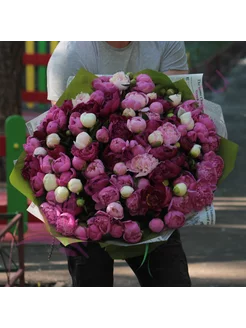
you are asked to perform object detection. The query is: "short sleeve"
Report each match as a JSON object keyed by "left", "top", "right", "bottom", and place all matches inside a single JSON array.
[
  {"left": 47, "top": 41, "right": 81, "bottom": 101},
  {"left": 160, "top": 41, "right": 188, "bottom": 72}
]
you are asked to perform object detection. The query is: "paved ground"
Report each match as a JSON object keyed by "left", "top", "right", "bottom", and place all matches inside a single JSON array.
[{"left": 0, "top": 57, "right": 245, "bottom": 287}]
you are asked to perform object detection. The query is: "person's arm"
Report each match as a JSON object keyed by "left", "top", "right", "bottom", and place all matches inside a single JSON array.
[
  {"left": 47, "top": 41, "right": 81, "bottom": 105},
  {"left": 160, "top": 41, "right": 189, "bottom": 75}
]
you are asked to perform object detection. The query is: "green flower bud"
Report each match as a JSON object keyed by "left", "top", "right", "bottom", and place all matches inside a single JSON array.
[
  {"left": 173, "top": 183, "right": 187, "bottom": 197},
  {"left": 166, "top": 88, "right": 175, "bottom": 96},
  {"left": 127, "top": 72, "right": 134, "bottom": 79},
  {"left": 162, "top": 180, "right": 169, "bottom": 186},
  {"left": 76, "top": 198, "right": 85, "bottom": 207}
]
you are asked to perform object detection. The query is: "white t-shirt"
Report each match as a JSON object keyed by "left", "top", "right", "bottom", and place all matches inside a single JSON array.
[{"left": 47, "top": 41, "right": 188, "bottom": 101}]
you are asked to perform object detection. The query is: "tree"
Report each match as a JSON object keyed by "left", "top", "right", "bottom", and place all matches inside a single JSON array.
[{"left": 0, "top": 41, "right": 25, "bottom": 181}]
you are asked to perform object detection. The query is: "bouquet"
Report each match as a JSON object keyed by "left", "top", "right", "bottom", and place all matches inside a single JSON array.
[{"left": 10, "top": 69, "right": 238, "bottom": 259}]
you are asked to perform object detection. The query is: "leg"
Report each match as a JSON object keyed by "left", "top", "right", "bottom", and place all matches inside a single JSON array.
[
  {"left": 126, "top": 230, "right": 191, "bottom": 287},
  {"left": 65, "top": 242, "right": 114, "bottom": 287}
]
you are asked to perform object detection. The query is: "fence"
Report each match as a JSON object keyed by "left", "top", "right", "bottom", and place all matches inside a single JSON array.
[{"left": 22, "top": 41, "right": 59, "bottom": 106}]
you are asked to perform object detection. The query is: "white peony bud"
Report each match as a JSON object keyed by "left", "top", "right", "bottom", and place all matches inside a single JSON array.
[
  {"left": 46, "top": 133, "right": 61, "bottom": 148},
  {"left": 190, "top": 144, "right": 202, "bottom": 158},
  {"left": 67, "top": 178, "right": 83, "bottom": 194},
  {"left": 147, "top": 92, "right": 157, "bottom": 100},
  {"left": 72, "top": 92, "right": 90, "bottom": 108},
  {"left": 120, "top": 186, "right": 134, "bottom": 199},
  {"left": 180, "top": 112, "right": 195, "bottom": 131},
  {"left": 122, "top": 108, "right": 136, "bottom": 117},
  {"left": 54, "top": 186, "right": 69, "bottom": 203},
  {"left": 74, "top": 132, "right": 92, "bottom": 150},
  {"left": 43, "top": 174, "right": 58, "bottom": 192},
  {"left": 173, "top": 183, "right": 187, "bottom": 197},
  {"left": 33, "top": 147, "right": 47, "bottom": 157},
  {"left": 110, "top": 72, "right": 130, "bottom": 91},
  {"left": 80, "top": 113, "right": 97, "bottom": 128},
  {"left": 169, "top": 93, "right": 182, "bottom": 107},
  {"left": 148, "top": 130, "right": 164, "bottom": 147}
]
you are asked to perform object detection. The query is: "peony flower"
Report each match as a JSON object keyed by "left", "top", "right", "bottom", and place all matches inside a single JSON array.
[
  {"left": 179, "top": 112, "right": 195, "bottom": 131},
  {"left": 121, "top": 91, "right": 148, "bottom": 111},
  {"left": 23, "top": 137, "right": 41, "bottom": 155},
  {"left": 169, "top": 93, "right": 182, "bottom": 107},
  {"left": 110, "top": 138, "right": 126, "bottom": 153},
  {"left": 157, "top": 122, "right": 181, "bottom": 146},
  {"left": 123, "top": 221, "right": 142, "bottom": 243},
  {"left": 109, "top": 71, "right": 130, "bottom": 91},
  {"left": 74, "top": 132, "right": 92, "bottom": 150},
  {"left": 190, "top": 144, "right": 202, "bottom": 158},
  {"left": 54, "top": 186, "right": 69, "bottom": 203},
  {"left": 43, "top": 173, "right": 58, "bottom": 191},
  {"left": 52, "top": 153, "right": 71, "bottom": 173},
  {"left": 134, "top": 74, "right": 155, "bottom": 94},
  {"left": 149, "top": 102, "right": 163, "bottom": 114},
  {"left": 203, "top": 151, "right": 224, "bottom": 178},
  {"left": 136, "top": 178, "right": 150, "bottom": 190},
  {"left": 92, "top": 186, "right": 120, "bottom": 210},
  {"left": 122, "top": 108, "right": 136, "bottom": 117},
  {"left": 67, "top": 178, "right": 83, "bottom": 193},
  {"left": 56, "top": 213, "right": 78, "bottom": 236},
  {"left": 74, "top": 226, "right": 88, "bottom": 241},
  {"left": 110, "top": 221, "right": 124, "bottom": 238},
  {"left": 96, "top": 127, "right": 110, "bottom": 143},
  {"left": 202, "top": 133, "right": 220, "bottom": 153},
  {"left": 168, "top": 195, "right": 193, "bottom": 215},
  {"left": 46, "top": 191, "right": 57, "bottom": 205},
  {"left": 30, "top": 172, "right": 45, "bottom": 197},
  {"left": 84, "top": 173, "right": 110, "bottom": 196},
  {"left": 109, "top": 174, "right": 134, "bottom": 191},
  {"left": 188, "top": 179, "right": 214, "bottom": 211},
  {"left": 126, "top": 153, "right": 159, "bottom": 178},
  {"left": 149, "top": 218, "right": 165, "bottom": 233},
  {"left": 72, "top": 157, "right": 87, "bottom": 171},
  {"left": 145, "top": 185, "right": 172, "bottom": 211},
  {"left": 46, "top": 133, "right": 61, "bottom": 148},
  {"left": 197, "top": 161, "right": 218, "bottom": 188},
  {"left": 46, "top": 121, "right": 59, "bottom": 134},
  {"left": 127, "top": 117, "right": 147, "bottom": 134},
  {"left": 149, "top": 160, "right": 181, "bottom": 183},
  {"left": 39, "top": 155, "right": 53, "bottom": 174},
  {"left": 108, "top": 114, "right": 132, "bottom": 141},
  {"left": 33, "top": 147, "right": 47, "bottom": 157},
  {"left": 113, "top": 162, "right": 128, "bottom": 176},
  {"left": 62, "top": 193, "right": 83, "bottom": 216},
  {"left": 71, "top": 142, "right": 99, "bottom": 162},
  {"left": 164, "top": 211, "right": 185, "bottom": 228},
  {"left": 80, "top": 112, "right": 97, "bottom": 128},
  {"left": 106, "top": 202, "right": 124, "bottom": 219},
  {"left": 125, "top": 190, "right": 148, "bottom": 217},
  {"left": 72, "top": 92, "right": 90, "bottom": 107},
  {"left": 84, "top": 159, "right": 105, "bottom": 179},
  {"left": 173, "top": 171, "right": 196, "bottom": 189},
  {"left": 148, "top": 130, "right": 164, "bottom": 147},
  {"left": 120, "top": 186, "right": 134, "bottom": 198},
  {"left": 149, "top": 145, "right": 178, "bottom": 161},
  {"left": 147, "top": 92, "right": 157, "bottom": 100},
  {"left": 68, "top": 112, "right": 84, "bottom": 136},
  {"left": 40, "top": 202, "right": 61, "bottom": 225},
  {"left": 173, "top": 183, "right": 187, "bottom": 197},
  {"left": 87, "top": 211, "right": 112, "bottom": 235}
]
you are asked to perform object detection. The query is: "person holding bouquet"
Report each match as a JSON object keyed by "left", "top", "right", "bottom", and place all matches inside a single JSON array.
[{"left": 47, "top": 41, "right": 191, "bottom": 287}]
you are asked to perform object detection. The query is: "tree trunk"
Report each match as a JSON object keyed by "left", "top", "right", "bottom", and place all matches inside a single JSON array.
[
  {"left": 0, "top": 41, "right": 25, "bottom": 182},
  {"left": 0, "top": 41, "right": 25, "bottom": 133}
]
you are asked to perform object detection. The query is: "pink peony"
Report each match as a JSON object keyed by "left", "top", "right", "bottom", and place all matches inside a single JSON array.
[
  {"left": 164, "top": 211, "right": 185, "bottom": 228},
  {"left": 71, "top": 142, "right": 99, "bottom": 162},
  {"left": 134, "top": 74, "right": 155, "bottom": 93},
  {"left": 84, "top": 159, "right": 105, "bottom": 179},
  {"left": 52, "top": 153, "right": 71, "bottom": 173},
  {"left": 110, "top": 221, "right": 124, "bottom": 238},
  {"left": 96, "top": 127, "right": 110, "bottom": 143},
  {"left": 150, "top": 102, "right": 164, "bottom": 114},
  {"left": 203, "top": 151, "right": 224, "bottom": 178},
  {"left": 113, "top": 162, "right": 127, "bottom": 176},
  {"left": 168, "top": 195, "right": 193, "bottom": 215},
  {"left": 30, "top": 172, "right": 45, "bottom": 197},
  {"left": 72, "top": 157, "right": 87, "bottom": 171},
  {"left": 202, "top": 133, "right": 220, "bottom": 153},
  {"left": 40, "top": 202, "right": 61, "bottom": 225},
  {"left": 136, "top": 178, "right": 150, "bottom": 190},
  {"left": 125, "top": 190, "right": 148, "bottom": 217},
  {"left": 23, "top": 137, "right": 41, "bottom": 155},
  {"left": 123, "top": 221, "right": 142, "bottom": 243},
  {"left": 39, "top": 155, "right": 53, "bottom": 174},
  {"left": 68, "top": 112, "right": 84, "bottom": 136},
  {"left": 173, "top": 171, "right": 196, "bottom": 189},
  {"left": 109, "top": 174, "right": 134, "bottom": 191},
  {"left": 87, "top": 224, "right": 103, "bottom": 241},
  {"left": 46, "top": 191, "right": 57, "bottom": 205},
  {"left": 149, "top": 160, "right": 181, "bottom": 183},
  {"left": 149, "top": 145, "right": 178, "bottom": 161},
  {"left": 198, "top": 113, "right": 216, "bottom": 132},
  {"left": 46, "top": 121, "right": 59, "bottom": 134},
  {"left": 74, "top": 226, "right": 88, "bottom": 241},
  {"left": 84, "top": 173, "right": 110, "bottom": 196},
  {"left": 56, "top": 213, "right": 78, "bottom": 236},
  {"left": 188, "top": 179, "right": 214, "bottom": 212},
  {"left": 57, "top": 168, "right": 77, "bottom": 186},
  {"left": 108, "top": 115, "right": 132, "bottom": 141},
  {"left": 121, "top": 91, "right": 149, "bottom": 111},
  {"left": 157, "top": 122, "right": 181, "bottom": 146},
  {"left": 106, "top": 202, "right": 124, "bottom": 220},
  {"left": 127, "top": 117, "right": 147, "bottom": 134},
  {"left": 87, "top": 211, "right": 112, "bottom": 234},
  {"left": 126, "top": 153, "right": 159, "bottom": 178},
  {"left": 92, "top": 186, "right": 120, "bottom": 210},
  {"left": 110, "top": 138, "right": 126, "bottom": 153},
  {"left": 149, "top": 218, "right": 165, "bottom": 233},
  {"left": 194, "top": 122, "right": 209, "bottom": 143},
  {"left": 197, "top": 161, "right": 218, "bottom": 189},
  {"left": 62, "top": 193, "right": 83, "bottom": 216}
]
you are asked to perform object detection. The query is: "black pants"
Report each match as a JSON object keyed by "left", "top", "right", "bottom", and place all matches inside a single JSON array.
[{"left": 66, "top": 230, "right": 191, "bottom": 287}]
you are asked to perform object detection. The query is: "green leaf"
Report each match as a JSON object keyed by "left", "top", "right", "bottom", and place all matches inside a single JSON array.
[
  {"left": 56, "top": 68, "right": 98, "bottom": 107},
  {"left": 134, "top": 69, "right": 176, "bottom": 90},
  {"left": 173, "top": 79, "right": 195, "bottom": 101},
  {"left": 138, "top": 244, "right": 149, "bottom": 269},
  {"left": 218, "top": 137, "right": 239, "bottom": 184}
]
